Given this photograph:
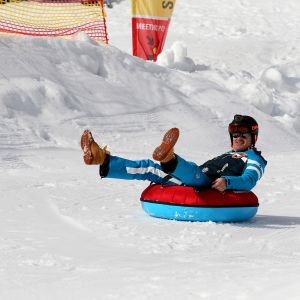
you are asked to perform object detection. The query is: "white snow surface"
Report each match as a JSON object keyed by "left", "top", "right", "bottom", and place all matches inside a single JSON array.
[{"left": 1, "top": 0, "right": 300, "bottom": 299}]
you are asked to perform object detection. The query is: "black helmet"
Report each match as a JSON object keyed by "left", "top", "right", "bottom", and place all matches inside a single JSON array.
[{"left": 228, "top": 114, "right": 259, "bottom": 147}]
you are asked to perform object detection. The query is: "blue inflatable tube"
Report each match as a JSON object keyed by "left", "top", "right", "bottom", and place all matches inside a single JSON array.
[
  {"left": 140, "top": 184, "right": 259, "bottom": 222},
  {"left": 141, "top": 202, "right": 258, "bottom": 222}
]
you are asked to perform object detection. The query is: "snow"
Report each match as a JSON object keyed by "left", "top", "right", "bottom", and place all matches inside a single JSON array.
[
  {"left": 157, "top": 41, "right": 197, "bottom": 72},
  {"left": 1, "top": 0, "right": 300, "bottom": 299}
]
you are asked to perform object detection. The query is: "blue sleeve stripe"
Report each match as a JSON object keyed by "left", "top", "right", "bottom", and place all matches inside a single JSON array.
[
  {"left": 247, "top": 159, "right": 264, "bottom": 173},
  {"left": 247, "top": 159, "right": 263, "bottom": 168},
  {"left": 248, "top": 163, "right": 264, "bottom": 176},
  {"left": 246, "top": 166, "right": 262, "bottom": 179}
]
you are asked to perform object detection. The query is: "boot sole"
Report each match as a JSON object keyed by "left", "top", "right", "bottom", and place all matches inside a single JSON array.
[
  {"left": 81, "top": 129, "right": 94, "bottom": 165},
  {"left": 152, "top": 128, "right": 180, "bottom": 161}
]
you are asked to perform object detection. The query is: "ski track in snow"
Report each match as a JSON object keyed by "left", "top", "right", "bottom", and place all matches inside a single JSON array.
[{"left": 1, "top": 0, "right": 300, "bottom": 299}]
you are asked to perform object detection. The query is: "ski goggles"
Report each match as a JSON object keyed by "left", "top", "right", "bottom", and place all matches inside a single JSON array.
[
  {"left": 232, "top": 132, "right": 251, "bottom": 139},
  {"left": 228, "top": 124, "right": 250, "bottom": 134}
]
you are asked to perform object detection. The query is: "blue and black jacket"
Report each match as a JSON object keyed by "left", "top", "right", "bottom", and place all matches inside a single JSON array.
[{"left": 199, "top": 148, "right": 267, "bottom": 191}]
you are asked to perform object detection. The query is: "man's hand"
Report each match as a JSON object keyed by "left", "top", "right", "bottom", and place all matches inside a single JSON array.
[{"left": 211, "top": 178, "right": 227, "bottom": 192}]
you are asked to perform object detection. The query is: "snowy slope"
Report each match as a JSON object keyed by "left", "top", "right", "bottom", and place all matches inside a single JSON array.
[{"left": 1, "top": 0, "right": 300, "bottom": 299}]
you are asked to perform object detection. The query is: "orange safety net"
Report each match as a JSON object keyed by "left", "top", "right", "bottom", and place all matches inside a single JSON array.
[{"left": 0, "top": 0, "right": 108, "bottom": 43}]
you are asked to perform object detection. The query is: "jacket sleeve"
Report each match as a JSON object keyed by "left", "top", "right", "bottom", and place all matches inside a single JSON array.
[{"left": 223, "top": 155, "right": 266, "bottom": 191}]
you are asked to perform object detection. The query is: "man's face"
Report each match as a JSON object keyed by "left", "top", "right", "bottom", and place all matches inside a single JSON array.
[{"left": 232, "top": 132, "right": 252, "bottom": 152}]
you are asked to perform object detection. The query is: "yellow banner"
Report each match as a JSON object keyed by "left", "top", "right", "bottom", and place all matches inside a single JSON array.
[{"left": 132, "top": 0, "right": 176, "bottom": 18}]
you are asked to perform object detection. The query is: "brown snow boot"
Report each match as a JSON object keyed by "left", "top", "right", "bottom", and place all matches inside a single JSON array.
[
  {"left": 80, "top": 129, "right": 109, "bottom": 165},
  {"left": 152, "top": 128, "right": 179, "bottom": 162}
]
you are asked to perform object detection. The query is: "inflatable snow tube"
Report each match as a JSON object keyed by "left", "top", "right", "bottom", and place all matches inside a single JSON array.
[{"left": 140, "top": 184, "right": 259, "bottom": 222}]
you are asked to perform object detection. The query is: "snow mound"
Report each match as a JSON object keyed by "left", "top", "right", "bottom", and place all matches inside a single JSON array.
[
  {"left": 0, "top": 35, "right": 299, "bottom": 153},
  {"left": 157, "top": 41, "right": 196, "bottom": 72}
]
